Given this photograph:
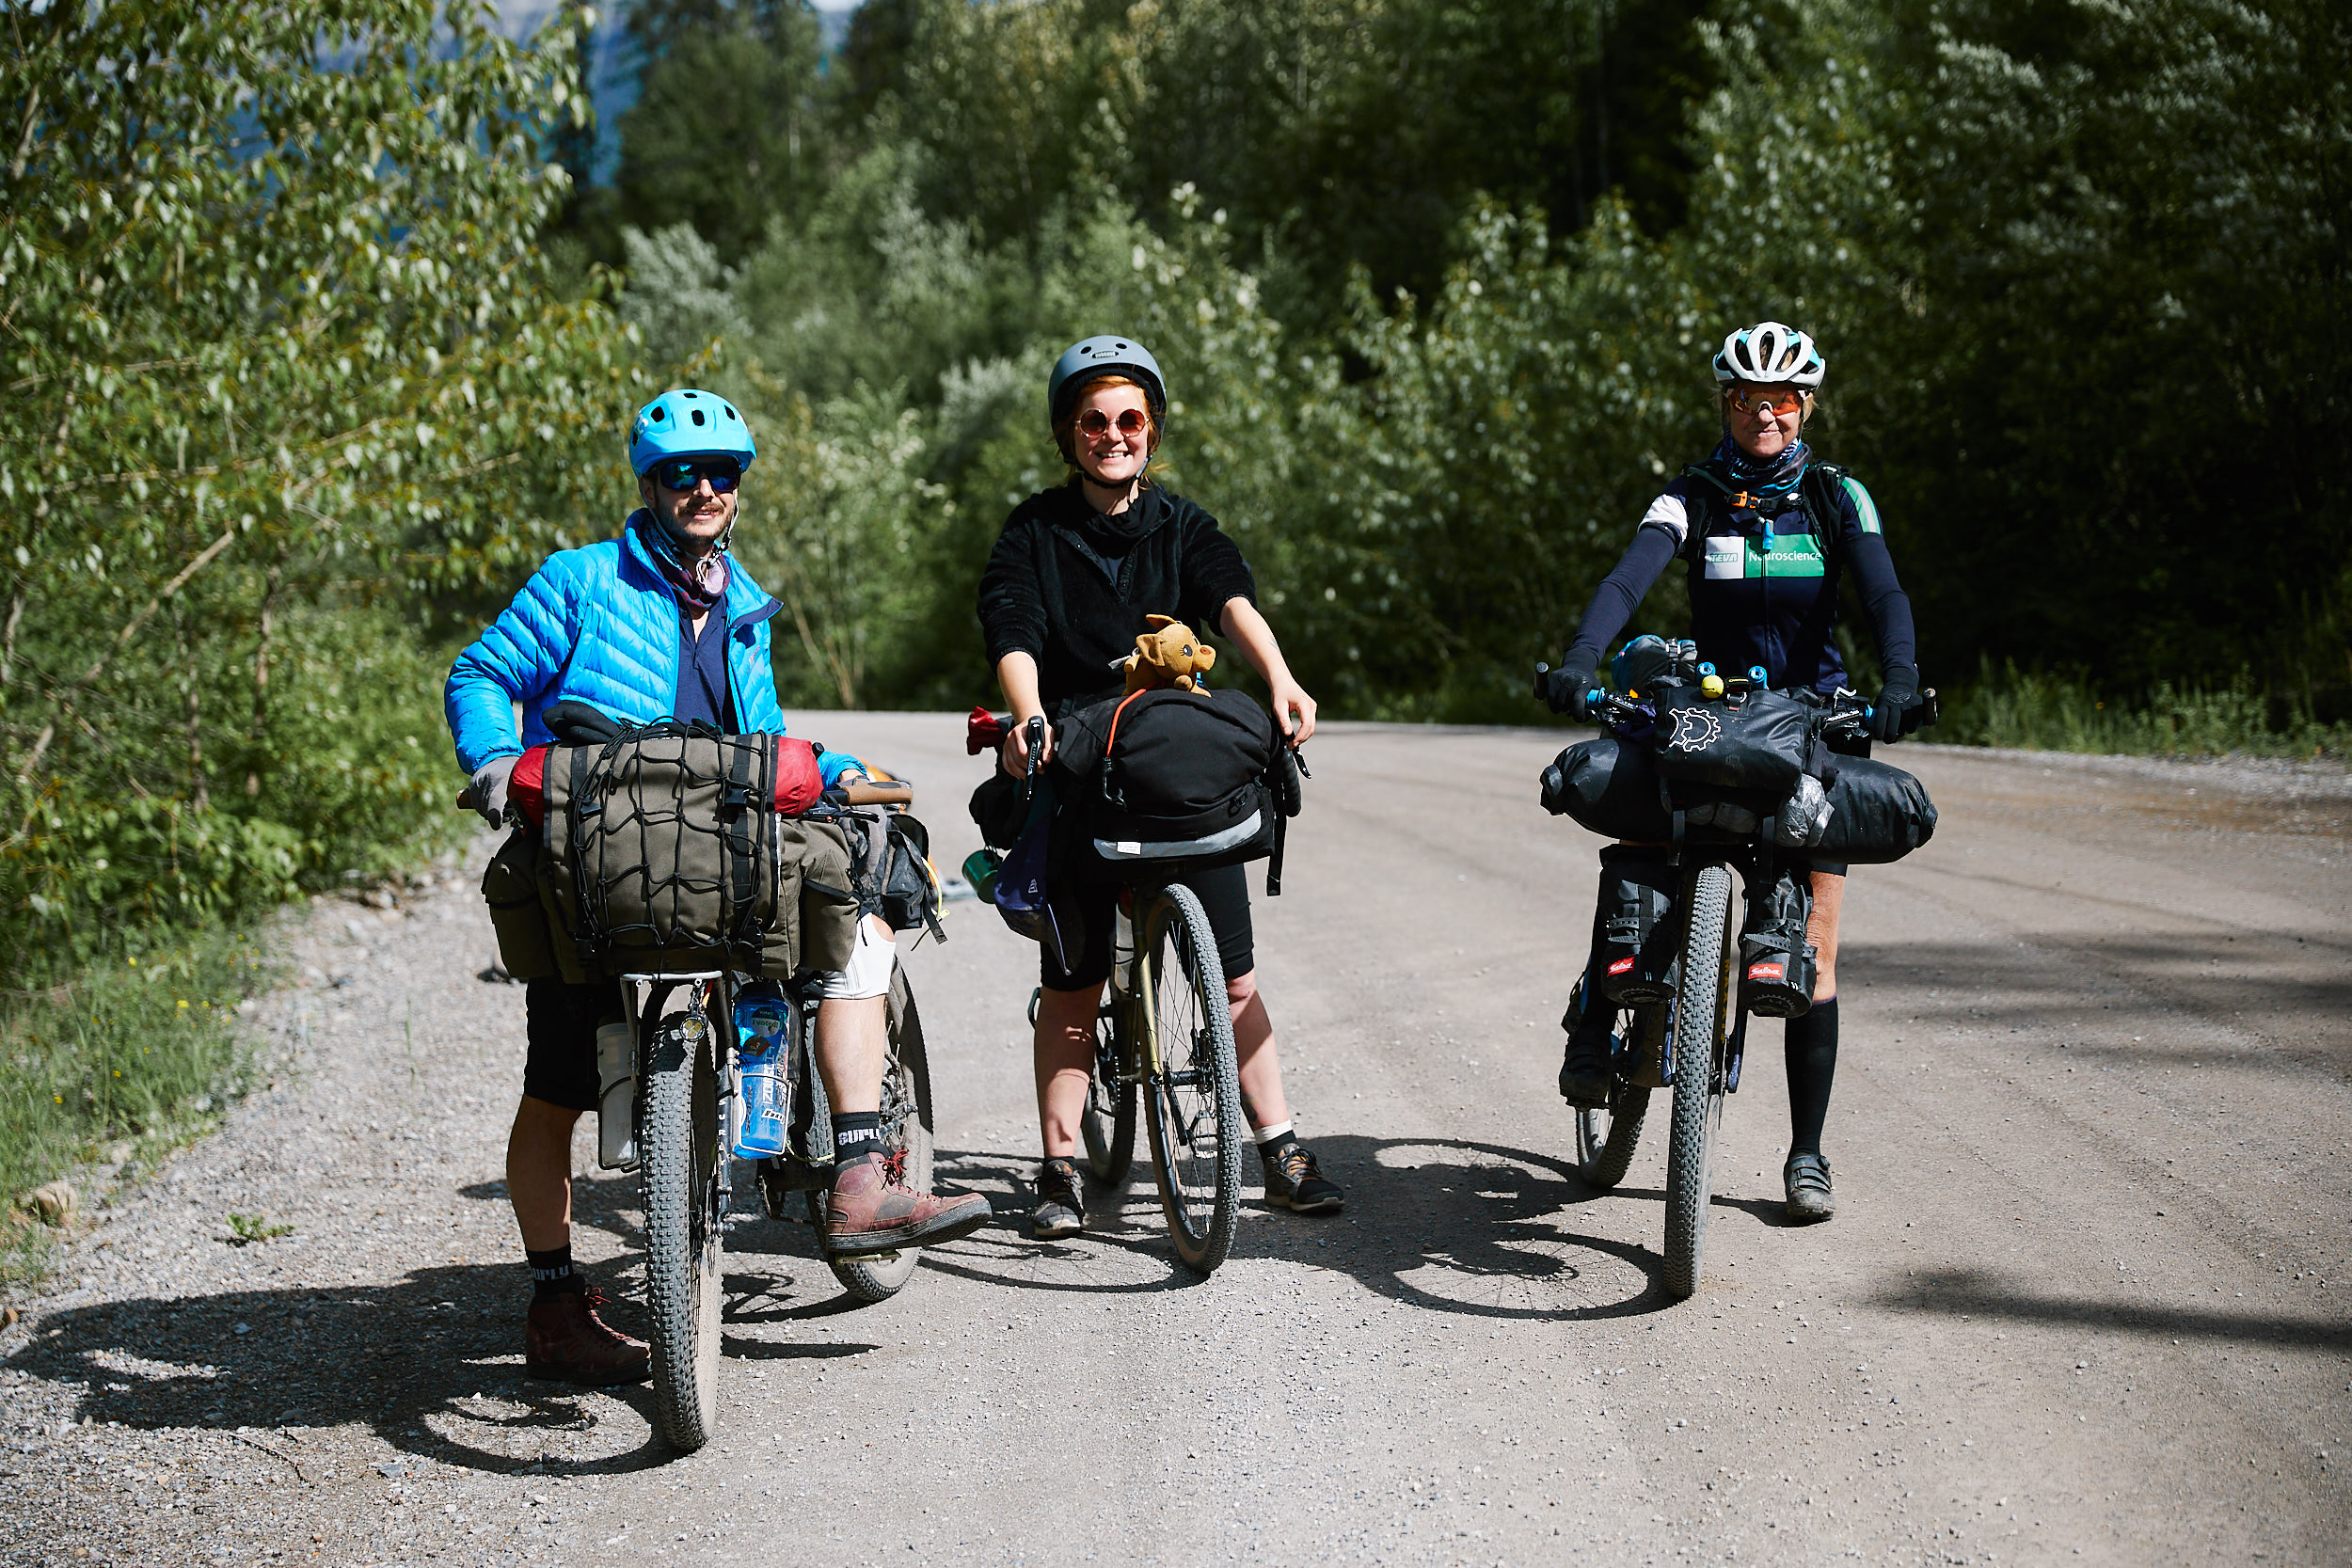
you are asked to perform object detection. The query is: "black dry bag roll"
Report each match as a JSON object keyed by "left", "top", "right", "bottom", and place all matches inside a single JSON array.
[
  {"left": 1814, "top": 754, "right": 1938, "bottom": 863},
  {"left": 1539, "top": 736, "right": 1673, "bottom": 843}
]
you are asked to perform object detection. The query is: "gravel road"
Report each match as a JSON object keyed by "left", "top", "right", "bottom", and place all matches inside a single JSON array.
[{"left": 4, "top": 716, "right": 2346, "bottom": 1567}]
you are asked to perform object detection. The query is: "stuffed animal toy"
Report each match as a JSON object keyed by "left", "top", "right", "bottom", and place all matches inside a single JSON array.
[{"left": 1121, "top": 614, "right": 1217, "bottom": 693}]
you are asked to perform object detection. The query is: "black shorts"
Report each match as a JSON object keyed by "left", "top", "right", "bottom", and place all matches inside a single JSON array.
[
  {"left": 1043, "top": 860, "right": 1255, "bottom": 993},
  {"left": 521, "top": 976, "right": 623, "bottom": 1113}
]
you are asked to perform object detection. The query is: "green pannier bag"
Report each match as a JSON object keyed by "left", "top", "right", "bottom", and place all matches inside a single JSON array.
[{"left": 534, "top": 723, "right": 860, "bottom": 983}]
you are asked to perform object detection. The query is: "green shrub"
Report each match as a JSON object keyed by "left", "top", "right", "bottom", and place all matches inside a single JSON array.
[{"left": 1943, "top": 659, "right": 2352, "bottom": 760}]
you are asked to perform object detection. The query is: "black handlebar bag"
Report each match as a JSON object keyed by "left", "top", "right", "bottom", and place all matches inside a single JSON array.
[
  {"left": 538, "top": 721, "right": 859, "bottom": 984},
  {"left": 1649, "top": 688, "right": 1813, "bottom": 795},
  {"left": 1052, "top": 687, "right": 1294, "bottom": 887}
]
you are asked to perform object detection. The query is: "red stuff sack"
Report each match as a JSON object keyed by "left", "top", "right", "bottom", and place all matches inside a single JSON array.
[{"left": 508, "top": 744, "right": 555, "bottom": 827}]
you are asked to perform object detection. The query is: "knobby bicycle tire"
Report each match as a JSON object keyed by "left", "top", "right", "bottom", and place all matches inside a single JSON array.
[
  {"left": 1083, "top": 1002, "right": 1137, "bottom": 1184},
  {"left": 821, "top": 968, "right": 935, "bottom": 1303},
  {"left": 1140, "top": 882, "right": 1245, "bottom": 1274},
  {"left": 641, "top": 1003, "right": 725, "bottom": 1449},
  {"left": 1663, "top": 864, "right": 1736, "bottom": 1300}
]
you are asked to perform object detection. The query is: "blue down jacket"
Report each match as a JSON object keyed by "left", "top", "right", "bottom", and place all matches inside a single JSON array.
[{"left": 443, "top": 515, "right": 858, "bottom": 784}]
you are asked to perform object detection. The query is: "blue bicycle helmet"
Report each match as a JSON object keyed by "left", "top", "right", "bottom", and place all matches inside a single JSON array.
[
  {"left": 627, "top": 388, "right": 757, "bottom": 475},
  {"left": 1047, "top": 336, "right": 1168, "bottom": 428}
]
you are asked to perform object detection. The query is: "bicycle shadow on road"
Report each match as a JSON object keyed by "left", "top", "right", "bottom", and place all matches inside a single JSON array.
[
  {"left": 898, "top": 1147, "right": 1222, "bottom": 1296},
  {"left": 900, "top": 1136, "right": 1704, "bottom": 1321},
  {"left": 1264, "top": 1133, "right": 1683, "bottom": 1323},
  {"left": 4, "top": 1255, "right": 882, "bottom": 1478}
]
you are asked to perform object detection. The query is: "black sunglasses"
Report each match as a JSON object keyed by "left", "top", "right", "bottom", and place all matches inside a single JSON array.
[{"left": 649, "top": 457, "right": 742, "bottom": 494}]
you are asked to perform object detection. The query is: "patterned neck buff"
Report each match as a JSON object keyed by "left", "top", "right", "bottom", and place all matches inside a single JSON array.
[
  {"left": 630, "top": 507, "right": 729, "bottom": 615},
  {"left": 1714, "top": 431, "right": 1810, "bottom": 504}
]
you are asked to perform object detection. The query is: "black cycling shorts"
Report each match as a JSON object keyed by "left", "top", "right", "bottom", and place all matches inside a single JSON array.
[
  {"left": 521, "top": 976, "right": 623, "bottom": 1113},
  {"left": 1043, "top": 860, "right": 1255, "bottom": 993}
]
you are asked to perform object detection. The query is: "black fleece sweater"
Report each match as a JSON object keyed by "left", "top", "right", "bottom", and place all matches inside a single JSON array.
[{"left": 977, "top": 480, "right": 1258, "bottom": 715}]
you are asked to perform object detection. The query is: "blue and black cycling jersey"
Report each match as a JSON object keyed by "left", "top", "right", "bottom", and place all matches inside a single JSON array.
[{"left": 1563, "top": 462, "right": 1917, "bottom": 693}]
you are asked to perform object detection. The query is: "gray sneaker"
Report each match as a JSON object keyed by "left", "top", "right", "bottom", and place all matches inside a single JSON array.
[
  {"left": 1784, "top": 1152, "right": 1835, "bottom": 1222},
  {"left": 1032, "top": 1156, "right": 1086, "bottom": 1240}
]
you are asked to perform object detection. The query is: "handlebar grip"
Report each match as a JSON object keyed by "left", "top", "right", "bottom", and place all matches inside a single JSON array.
[
  {"left": 1532, "top": 662, "right": 1550, "bottom": 702},
  {"left": 838, "top": 780, "right": 914, "bottom": 807}
]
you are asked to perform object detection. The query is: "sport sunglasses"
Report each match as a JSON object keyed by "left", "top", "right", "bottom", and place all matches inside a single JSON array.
[
  {"left": 1726, "top": 386, "right": 1806, "bottom": 417},
  {"left": 649, "top": 457, "right": 743, "bottom": 494},
  {"left": 1074, "top": 406, "right": 1151, "bottom": 441}
]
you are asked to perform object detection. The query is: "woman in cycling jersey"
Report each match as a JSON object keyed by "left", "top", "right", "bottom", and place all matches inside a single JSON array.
[
  {"left": 1540, "top": 322, "right": 1931, "bottom": 1221},
  {"left": 977, "top": 335, "right": 1344, "bottom": 1238}
]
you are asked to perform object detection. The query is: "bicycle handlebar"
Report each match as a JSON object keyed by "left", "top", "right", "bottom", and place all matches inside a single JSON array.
[{"left": 1534, "top": 661, "right": 1938, "bottom": 740}]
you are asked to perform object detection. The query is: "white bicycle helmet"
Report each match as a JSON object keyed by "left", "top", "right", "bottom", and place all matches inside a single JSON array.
[{"left": 1711, "top": 321, "right": 1826, "bottom": 388}]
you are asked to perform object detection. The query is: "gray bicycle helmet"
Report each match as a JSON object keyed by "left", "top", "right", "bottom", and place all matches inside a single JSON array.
[
  {"left": 1047, "top": 336, "right": 1168, "bottom": 427},
  {"left": 1711, "top": 321, "right": 1826, "bottom": 388}
]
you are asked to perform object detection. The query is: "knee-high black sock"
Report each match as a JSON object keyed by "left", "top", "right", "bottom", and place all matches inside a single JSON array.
[{"left": 1785, "top": 998, "right": 1839, "bottom": 1158}]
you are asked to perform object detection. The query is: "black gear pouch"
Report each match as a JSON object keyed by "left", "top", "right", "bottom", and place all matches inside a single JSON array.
[
  {"left": 1739, "top": 868, "right": 1817, "bottom": 1018},
  {"left": 1598, "top": 847, "right": 1677, "bottom": 1006}
]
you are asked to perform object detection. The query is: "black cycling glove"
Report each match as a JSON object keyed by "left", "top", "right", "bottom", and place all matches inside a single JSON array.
[
  {"left": 1871, "top": 664, "right": 1924, "bottom": 743},
  {"left": 1537, "top": 663, "right": 1599, "bottom": 721}
]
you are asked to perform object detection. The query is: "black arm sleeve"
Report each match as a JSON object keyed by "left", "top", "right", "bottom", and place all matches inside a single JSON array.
[
  {"left": 1562, "top": 526, "right": 1678, "bottom": 671},
  {"left": 977, "top": 516, "right": 1048, "bottom": 669},
  {"left": 1842, "top": 531, "right": 1918, "bottom": 673}
]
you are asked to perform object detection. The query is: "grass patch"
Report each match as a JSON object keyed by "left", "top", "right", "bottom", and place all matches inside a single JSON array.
[
  {"left": 1, "top": 926, "right": 277, "bottom": 1289},
  {"left": 225, "top": 1212, "right": 294, "bottom": 1245},
  {"left": 1941, "top": 659, "right": 2352, "bottom": 761}
]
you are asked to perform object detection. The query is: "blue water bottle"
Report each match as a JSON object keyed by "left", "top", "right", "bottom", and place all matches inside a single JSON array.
[{"left": 731, "top": 981, "right": 792, "bottom": 1159}]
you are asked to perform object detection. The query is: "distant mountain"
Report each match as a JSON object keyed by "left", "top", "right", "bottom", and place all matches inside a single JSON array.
[{"left": 489, "top": 2, "right": 857, "bottom": 186}]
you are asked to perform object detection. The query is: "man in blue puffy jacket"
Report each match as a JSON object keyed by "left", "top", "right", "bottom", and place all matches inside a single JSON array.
[{"left": 446, "top": 388, "right": 989, "bottom": 1385}]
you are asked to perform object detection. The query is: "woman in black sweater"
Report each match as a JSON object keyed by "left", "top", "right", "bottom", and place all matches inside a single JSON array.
[{"left": 977, "top": 335, "right": 1344, "bottom": 1238}]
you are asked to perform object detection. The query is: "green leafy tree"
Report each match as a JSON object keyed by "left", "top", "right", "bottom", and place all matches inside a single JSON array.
[
  {"left": 0, "top": 0, "right": 640, "bottom": 961},
  {"left": 610, "top": 0, "right": 830, "bottom": 262}
]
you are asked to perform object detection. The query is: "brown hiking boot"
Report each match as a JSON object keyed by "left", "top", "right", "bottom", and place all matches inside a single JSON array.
[
  {"left": 823, "top": 1157, "right": 992, "bottom": 1258},
  {"left": 525, "top": 1288, "right": 649, "bottom": 1386}
]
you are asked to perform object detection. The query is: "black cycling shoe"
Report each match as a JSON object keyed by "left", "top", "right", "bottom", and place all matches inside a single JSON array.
[
  {"left": 1260, "top": 1139, "right": 1343, "bottom": 1214},
  {"left": 1784, "top": 1152, "right": 1835, "bottom": 1222},
  {"left": 1558, "top": 1023, "right": 1613, "bottom": 1110},
  {"left": 1032, "top": 1156, "right": 1086, "bottom": 1240}
]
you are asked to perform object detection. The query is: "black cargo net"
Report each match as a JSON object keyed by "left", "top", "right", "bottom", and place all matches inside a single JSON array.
[{"left": 564, "top": 721, "right": 777, "bottom": 974}]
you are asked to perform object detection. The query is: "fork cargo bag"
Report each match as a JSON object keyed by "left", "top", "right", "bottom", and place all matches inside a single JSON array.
[
  {"left": 537, "top": 723, "right": 858, "bottom": 982},
  {"left": 1813, "top": 755, "right": 1938, "bottom": 863}
]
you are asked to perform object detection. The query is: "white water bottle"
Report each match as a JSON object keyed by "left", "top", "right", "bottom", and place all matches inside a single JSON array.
[{"left": 595, "top": 1021, "right": 637, "bottom": 1170}]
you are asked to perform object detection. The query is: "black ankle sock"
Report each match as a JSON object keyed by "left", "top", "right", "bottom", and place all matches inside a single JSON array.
[
  {"left": 1256, "top": 1129, "right": 1298, "bottom": 1157},
  {"left": 1785, "top": 998, "right": 1839, "bottom": 1158},
  {"left": 526, "top": 1245, "right": 581, "bottom": 1301},
  {"left": 831, "top": 1110, "right": 885, "bottom": 1168}
]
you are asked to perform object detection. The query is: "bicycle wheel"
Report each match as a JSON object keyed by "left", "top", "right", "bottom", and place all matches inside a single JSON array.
[
  {"left": 1575, "top": 1077, "right": 1651, "bottom": 1191},
  {"left": 640, "top": 997, "right": 726, "bottom": 1450},
  {"left": 1082, "top": 1002, "right": 1137, "bottom": 1184},
  {"left": 1663, "top": 864, "right": 1737, "bottom": 1300},
  {"left": 1139, "top": 882, "right": 1246, "bottom": 1273},
  {"left": 823, "top": 967, "right": 935, "bottom": 1303}
]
